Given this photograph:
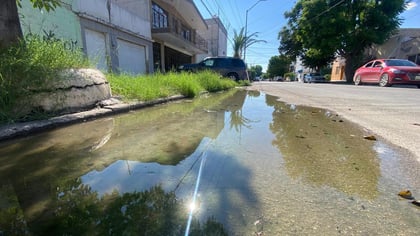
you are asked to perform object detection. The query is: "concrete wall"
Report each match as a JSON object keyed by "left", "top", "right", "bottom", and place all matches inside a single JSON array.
[
  {"left": 368, "top": 28, "right": 420, "bottom": 61},
  {"left": 72, "top": 0, "right": 152, "bottom": 40},
  {"left": 18, "top": 0, "right": 154, "bottom": 74},
  {"left": 200, "top": 17, "right": 227, "bottom": 58},
  {"left": 19, "top": 0, "right": 82, "bottom": 49},
  {"left": 73, "top": 0, "right": 153, "bottom": 74}
]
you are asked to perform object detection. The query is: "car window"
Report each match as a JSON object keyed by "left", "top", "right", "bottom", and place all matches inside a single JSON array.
[
  {"left": 203, "top": 59, "right": 215, "bottom": 67},
  {"left": 385, "top": 59, "right": 417, "bottom": 67},
  {"left": 365, "top": 62, "right": 374, "bottom": 68},
  {"left": 373, "top": 61, "right": 383, "bottom": 67},
  {"left": 215, "top": 59, "right": 229, "bottom": 67},
  {"left": 231, "top": 59, "right": 245, "bottom": 67}
]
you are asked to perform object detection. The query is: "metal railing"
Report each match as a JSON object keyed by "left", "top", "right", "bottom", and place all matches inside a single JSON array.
[{"left": 152, "top": 12, "right": 208, "bottom": 52}]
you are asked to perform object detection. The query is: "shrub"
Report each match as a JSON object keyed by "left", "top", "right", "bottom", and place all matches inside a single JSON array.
[
  {"left": 284, "top": 72, "right": 296, "bottom": 81},
  {"left": 324, "top": 74, "right": 331, "bottom": 81}
]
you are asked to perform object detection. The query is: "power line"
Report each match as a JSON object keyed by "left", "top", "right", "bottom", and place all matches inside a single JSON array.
[
  {"left": 309, "top": 0, "right": 345, "bottom": 21},
  {"left": 228, "top": 0, "right": 244, "bottom": 27}
]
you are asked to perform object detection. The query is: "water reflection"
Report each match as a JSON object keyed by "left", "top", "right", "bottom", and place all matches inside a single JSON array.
[
  {"left": 0, "top": 89, "right": 419, "bottom": 235},
  {"left": 266, "top": 95, "right": 380, "bottom": 199}
]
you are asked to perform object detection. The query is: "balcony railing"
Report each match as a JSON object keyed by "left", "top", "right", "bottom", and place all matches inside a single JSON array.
[{"left": 152, "top": 10, "right": 208, "bottom": 52}]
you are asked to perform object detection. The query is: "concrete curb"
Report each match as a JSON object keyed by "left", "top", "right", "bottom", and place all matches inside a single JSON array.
[{"left": 0, "top": 95, "right": 185, "bottom": 142}]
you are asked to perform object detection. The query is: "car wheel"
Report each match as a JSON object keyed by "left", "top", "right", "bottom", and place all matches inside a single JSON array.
[
  {"left": 354, "top": 75, "right": 362, "bottom": 86},
  {"left": 227, "top": 73, "right": 239, "bottom": 81},
  {"left": 379, "top": 73, "right": 390, "bottom": 87}
]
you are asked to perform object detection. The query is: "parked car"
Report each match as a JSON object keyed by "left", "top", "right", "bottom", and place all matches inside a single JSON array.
[
  {"left": 303, "top": 73, "right": 326, "bottom": 83},
  {"left": 178, "top": 57, "right": 248, "bottom": 81},
  {"left": 353, "top": 59, "right": 420, "bottom": 88},
  {"left": 274, "top": 76, "right": 284, "bottom": 82}
]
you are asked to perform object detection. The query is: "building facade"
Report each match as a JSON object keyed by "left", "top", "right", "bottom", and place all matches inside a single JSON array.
[
  {"left": 18, "top": 0, "right": 226, "bottom": 74},
  {"left": 368, "top": 28, "right": 420, "bottom": 64},
  {"left": 200, "top": 17, "right": 228, "bottom": 58},
  {"left": 150, "top": 0, "right": 208, "bottom": 72}
]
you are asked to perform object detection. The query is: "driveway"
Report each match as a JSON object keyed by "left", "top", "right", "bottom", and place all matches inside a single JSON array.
[{"left": 249, "top": 82, "right": 420, "bottom": 163}]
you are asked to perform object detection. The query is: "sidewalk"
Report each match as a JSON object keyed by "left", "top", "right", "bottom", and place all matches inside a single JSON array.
[{"left": 0, "top": 95, "right": 184, "bottom": 142}]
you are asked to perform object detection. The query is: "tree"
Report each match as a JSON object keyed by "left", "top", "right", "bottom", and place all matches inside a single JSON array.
[
  {"left": 248, "top": 65, "right": 263, "bottom": 80},
  {"left": 278, "top": 0, "right": 406, "bottom": 82},
  {"left": 0, "top": 0, "right": 60, "bottom": 48},
  {"left": 232, "top": 27, "right": 266, "bottom": 59},
  {"left": 266, "top": 55, "right": 291, "bottom": 78}
]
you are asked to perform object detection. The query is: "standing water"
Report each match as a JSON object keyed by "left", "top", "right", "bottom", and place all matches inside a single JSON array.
[{"left": 0, "top": 89, "right": 419, "bottom": 235}]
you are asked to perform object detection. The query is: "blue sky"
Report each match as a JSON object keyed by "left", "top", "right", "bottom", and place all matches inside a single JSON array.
[{"left": 194, "top": 0, "right": 420, "bottom": 72}]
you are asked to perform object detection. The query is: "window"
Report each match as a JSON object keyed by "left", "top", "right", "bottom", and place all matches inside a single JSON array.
[
  {"left": 215, "top": 58, "right": 228, "bottom": 67},
  {"left": 373, "top": 61, "right": 383, "bottom": 67},
  {"left": 231, "top": 59, "right": 245, "bottom": 67},
  {"left": 365, "top": 62, "right": 374, "bottom": 68},
  {"left": 203, "top": 59, "right": 215, "bottom": 67},
  {"left": 152, "top": 3, "right": 168, "bottom": 29},
  {"left": 181, "top": 25, "right": 191, "bottom": 41}
]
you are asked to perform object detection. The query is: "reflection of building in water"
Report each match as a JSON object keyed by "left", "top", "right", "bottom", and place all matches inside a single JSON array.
[{"left": 0, "top": 90, "right": 247, "bottom": 229}]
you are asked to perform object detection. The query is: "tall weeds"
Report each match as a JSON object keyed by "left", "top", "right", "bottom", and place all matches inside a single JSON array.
[
  {"left": 107, "top": 71, "right": 238, "bottom": 101},
  {"left": 0, "top": 35, "right": 89, "bottom": 123}
]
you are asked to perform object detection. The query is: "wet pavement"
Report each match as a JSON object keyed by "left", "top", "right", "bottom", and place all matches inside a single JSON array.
[{"left": 0, "top": 89, "right": 419, "bottom": 235}]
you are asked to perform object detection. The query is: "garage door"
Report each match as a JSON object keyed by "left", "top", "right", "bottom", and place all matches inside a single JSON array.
[
  {"left": 117, "top": 39, "right": 147, "bottom": 74},
  {"left": 85, "top": 29, "right": 108, "bottom": 71}
]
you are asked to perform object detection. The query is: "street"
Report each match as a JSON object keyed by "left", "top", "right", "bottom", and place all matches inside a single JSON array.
[{"left": 249, "top": 81, "right": 420, "bottom": 163}]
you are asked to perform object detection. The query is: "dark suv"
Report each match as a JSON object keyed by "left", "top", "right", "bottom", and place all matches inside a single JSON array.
[{"left": 178, "top": 57, "right": 248, "bottom": 81}]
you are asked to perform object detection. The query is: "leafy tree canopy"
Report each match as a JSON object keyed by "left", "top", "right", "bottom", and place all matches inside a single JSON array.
[
  {"left": 1, "top": 0, "right": 61, "bottom": 48},
  {"left": 266, "top": 55, "right": 291, "bottom": 78},
  {"left": 278, "top": 0, "right": 407, "bottom": 82},
  {"left": 248, "top": 65, "right": 263, "bottom": 79},
  {"left": 17, "top": 0, "right": 61, "bottom": 11}
]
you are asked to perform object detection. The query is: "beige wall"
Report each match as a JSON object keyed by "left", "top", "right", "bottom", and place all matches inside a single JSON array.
[{"left": 368, "top": 28, "right": 420, "bottom": 62}]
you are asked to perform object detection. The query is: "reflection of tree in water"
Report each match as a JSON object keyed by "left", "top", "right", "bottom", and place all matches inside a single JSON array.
[
  {"left": 225, "top": 90, "right": 257, "bottom": 132},
  {"left": 246, "top": 90, "right": 261, "bottom": 98},
  {"left": 21, "top": 178, "right": 228, "bottom": 235},
  {"left": 229, "top": 109, "right": 252, "bottom": 132},
  {"left": 266, "top": 95, "right": 380, "bottom": 199}
]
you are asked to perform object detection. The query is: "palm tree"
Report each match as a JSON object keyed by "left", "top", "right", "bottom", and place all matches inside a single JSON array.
[{"left": 232, "top": 27, "right": 266, "bottom": 59}]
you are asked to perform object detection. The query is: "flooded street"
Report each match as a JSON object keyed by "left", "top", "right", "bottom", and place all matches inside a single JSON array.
[{"left": 0, "top": 89, "right": 419, "bottom": 235}]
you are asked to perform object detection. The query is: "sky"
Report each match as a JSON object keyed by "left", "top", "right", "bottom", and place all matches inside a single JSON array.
[{"left": 193, "top": 0, "right": 420, "bottom": 72}]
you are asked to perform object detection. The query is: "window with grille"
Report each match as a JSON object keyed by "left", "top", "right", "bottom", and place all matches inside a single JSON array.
[{"left": 152, "top": 3, "right": 168, "bottom": 29}]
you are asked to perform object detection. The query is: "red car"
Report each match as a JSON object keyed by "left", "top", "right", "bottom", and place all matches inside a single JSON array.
[{"left": 353, "top": 59, "right": 420, "bottom": 88}]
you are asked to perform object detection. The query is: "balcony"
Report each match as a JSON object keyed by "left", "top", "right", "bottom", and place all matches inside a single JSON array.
[{"left": 151, "top": 5, "right": 208, "bottom": 54}]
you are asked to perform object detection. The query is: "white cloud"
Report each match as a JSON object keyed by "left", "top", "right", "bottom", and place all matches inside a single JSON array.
[{"left": 405, "top": 1, "right": 418, "bottom": 11}]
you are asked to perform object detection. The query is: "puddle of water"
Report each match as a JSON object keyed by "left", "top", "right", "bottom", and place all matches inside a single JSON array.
[{"left": 0, "top": 89, "right": 419, "bottom": 235}]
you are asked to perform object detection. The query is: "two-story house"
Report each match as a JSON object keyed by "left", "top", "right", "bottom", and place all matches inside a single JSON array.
[
  {"left": 150, "top": 0, "right": 208, "bottom": 72},
  {"left": 18, "top": 0, "right": 225, "bottom": 74}
]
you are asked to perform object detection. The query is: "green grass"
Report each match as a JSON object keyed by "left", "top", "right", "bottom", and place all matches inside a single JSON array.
[
  {"left": 107, "top": 70, "right": 240, "bottom": 101},
  {"left": 0, "top": 35, "right": 90, "bottom": 123}
]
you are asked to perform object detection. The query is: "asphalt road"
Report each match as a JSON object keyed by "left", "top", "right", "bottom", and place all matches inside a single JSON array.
[{"left": 248, "top": 81, "right": 420, "bottom": 163}]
